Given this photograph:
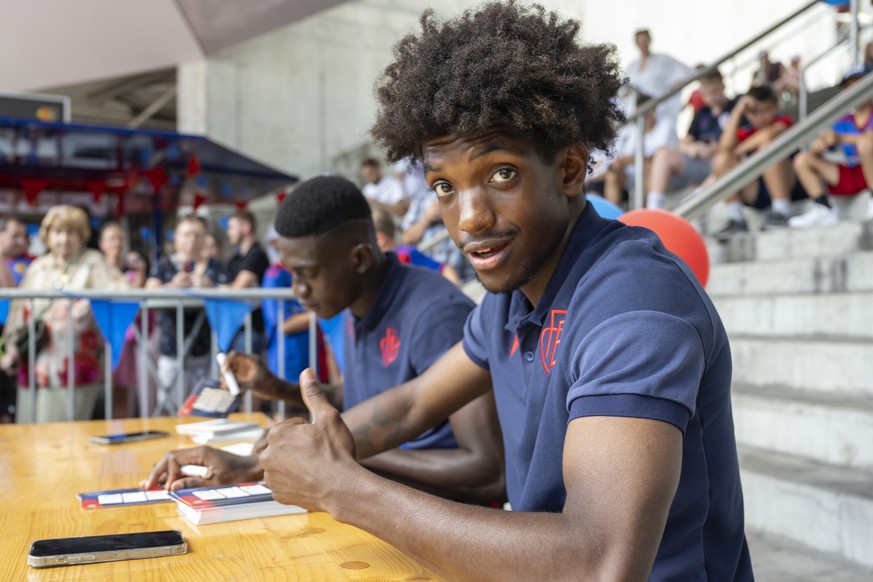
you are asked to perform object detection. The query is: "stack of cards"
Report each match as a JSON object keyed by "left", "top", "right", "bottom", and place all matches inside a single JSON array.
[
  {"left": 78, "top": 488, "right": 172, "bottom": 510},
  {"left": 175, "top": 419, "right": 263, "bottom": 444},
  {"left": 170, "top": 483, "right": 307, "bottom": 525}
]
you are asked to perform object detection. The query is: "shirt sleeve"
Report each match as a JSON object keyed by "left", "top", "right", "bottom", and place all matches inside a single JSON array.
[
  {"left": 461, "top": 302, "right": 491, "bottom": 370},
  {"left": 242, "top": 245, "right": 270, "bottom": 282},
  {"left": 383, "top": 178, "right": 405, "bottom": 205},
  {"left": 566, "top": 310, "right": 704, "bottom": 434}
]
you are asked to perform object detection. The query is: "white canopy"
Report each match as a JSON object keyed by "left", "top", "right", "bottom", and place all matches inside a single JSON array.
[{"left": 2, "top": 0, "right": 348, "bottom": 92}]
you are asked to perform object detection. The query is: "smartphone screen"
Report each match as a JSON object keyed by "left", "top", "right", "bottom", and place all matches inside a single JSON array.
[
  {"left": 28, "top": 530, "right": 186, "bottom": 567},
  {"left": 89, "top": 431, "right": 170, "bottom": 445},
  {"left": 30, "top": 531, "right": 184, "bottom": 557}
]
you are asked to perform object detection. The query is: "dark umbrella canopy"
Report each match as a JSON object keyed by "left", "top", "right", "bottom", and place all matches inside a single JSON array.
[{"left": 0, "top": 116, "right": 296, "bottom": 207}]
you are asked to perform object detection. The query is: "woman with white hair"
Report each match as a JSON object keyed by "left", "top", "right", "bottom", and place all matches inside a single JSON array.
[{"left": 0, "top": 205, "right": 128, "bottom": 422}]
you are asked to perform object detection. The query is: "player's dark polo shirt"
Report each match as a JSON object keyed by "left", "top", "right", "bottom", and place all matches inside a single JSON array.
[
  {"left": 344, "top": 252, "right": 474, "bottom": 450},
  {"left": 463, "top": 204, "right": 752, "bottom": 580}
]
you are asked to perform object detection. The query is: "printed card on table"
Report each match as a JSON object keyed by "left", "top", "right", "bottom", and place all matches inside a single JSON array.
[{"left": 77, "top": 487, "right": 173, "bottom": 510}]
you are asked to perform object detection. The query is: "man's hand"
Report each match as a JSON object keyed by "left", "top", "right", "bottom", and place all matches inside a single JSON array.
[
  {"left": 222, "top": 351, "right": 299, "bottom": 404},
  {"left": 810, "top": 130, "right": 838, "bottom": 155},
  {"left": 735, "top": 95, "right": 753, "bottom": 115},
  {"left": 190, "top": 273, "right": 213, "bottom": 288},
  {"left": 697, "top": 141, "right": 719, "bottom": 159},
  {"left": 71, "top": 299, "right": 91, "bottom": 323},
  {"left": 140, "top": 445, "right": 262, "bottom": 491},
  {"left": 169, "top": 272, "right": 193, "bottom": 288},
  {"left": 609, "top": 157, "right": 628, "bottom": 171},
  {"left": 260, "top": 369, "right": 359, "bottom": 512}
]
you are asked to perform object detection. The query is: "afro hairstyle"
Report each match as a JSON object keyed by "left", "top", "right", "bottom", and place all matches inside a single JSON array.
[
  {"left": 274, "top": 175, "right": 373, "bottom": 238},
  {"left": 370, "top": 0, "right": 625, "bottom": 163}
]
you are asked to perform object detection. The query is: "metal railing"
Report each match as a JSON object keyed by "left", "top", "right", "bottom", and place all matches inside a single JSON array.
[
  {"left": 0, "top": 288, "right": 314, "bottom": 424},
  {"left": 799, "top": 20, "right": 872, "bottom": 120},
  {"left": 673, "top": 70, "right": 873, "bottom": 219},
  {"left": 624, "top": 0, "right": 828, "bottom": 209}
]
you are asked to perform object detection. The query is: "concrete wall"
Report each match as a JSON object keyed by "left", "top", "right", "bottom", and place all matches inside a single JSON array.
[{"left": 179, "top": 0, "right": 857, "bottom": 182}]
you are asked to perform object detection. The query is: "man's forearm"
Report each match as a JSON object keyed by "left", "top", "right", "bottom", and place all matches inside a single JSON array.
[
  {"left": 719, "top": 109, "right": 744, "bottom": 153},
  {"left": 331, "top": 468, "right": 617, "bottom": 582},
  {"left": 260, "top": 375, "right": 343, "bottom": 410},
  {"left": 360, "top": 447, "right": 505, "bottom": 503},
  {"left": 342, "top": 381, "right": 460, "bottom": 459},
  {"left": 401, "top": 215, "right": 432, "bottom": 245}
]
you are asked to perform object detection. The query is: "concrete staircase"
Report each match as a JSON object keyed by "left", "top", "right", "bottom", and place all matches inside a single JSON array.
[{"left": 706, "top": 221, "right": 873, "bottom": 573}]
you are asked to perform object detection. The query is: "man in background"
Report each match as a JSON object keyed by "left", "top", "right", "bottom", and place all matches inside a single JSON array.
[
  {"left": 372, "top": 207, "right": 459, "bottom": 284},
  {"left": 361, "top": 158, "right": 408, "bottom": 218},
  {"left": 225, "top": 210, "right": 270, "bottom": 355},
  {"left": 646, "top": 69, "right": 736, "bottom": 209}
]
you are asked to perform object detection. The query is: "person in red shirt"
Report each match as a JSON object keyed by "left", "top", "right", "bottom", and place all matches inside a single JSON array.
[{"left": 712, "top": 85, "right": 796, "bottom": 236}]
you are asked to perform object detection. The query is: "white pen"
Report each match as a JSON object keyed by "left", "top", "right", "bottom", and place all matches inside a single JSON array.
[
  {"left": 215, "top": 352, "right": 241, "bottom": 396},
  {"left": 180, "top": 465, "right": 214, "bottom": 480}
]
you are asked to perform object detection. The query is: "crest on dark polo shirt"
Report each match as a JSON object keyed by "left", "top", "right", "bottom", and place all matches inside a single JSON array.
[
  {"left": 380, "top": 328, "right": 400, "bottom": 366},
  {"left": 539, "top": 310, "right": 567, "bottom": 374}
]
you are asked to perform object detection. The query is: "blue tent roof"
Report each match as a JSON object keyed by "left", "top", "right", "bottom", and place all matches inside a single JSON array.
[{"left": 0, "top": 116, "right": 296, "bottom": 196}]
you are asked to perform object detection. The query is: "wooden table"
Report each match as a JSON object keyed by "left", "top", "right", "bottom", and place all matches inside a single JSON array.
[{"left": 0, "top": 414, "right": 443, "bottom": 581}]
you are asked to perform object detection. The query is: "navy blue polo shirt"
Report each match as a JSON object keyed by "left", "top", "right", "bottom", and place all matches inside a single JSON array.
[
  {"left": 344, "top": 253, "right": 474, "bottom": 450},
  {"left": 463, "top": 204, "right": 752, "bottom": 580}
]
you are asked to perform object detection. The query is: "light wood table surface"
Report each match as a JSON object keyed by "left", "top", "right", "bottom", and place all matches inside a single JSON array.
[{"left": 0, "top": 414, "right": 444, "bottom": 581}]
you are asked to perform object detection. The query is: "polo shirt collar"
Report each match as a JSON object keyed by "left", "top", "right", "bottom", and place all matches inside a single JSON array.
[
  {"left": 354, "top": 252, "right": 403, "bottom": 334},
  {"left": 504, "top": 203, "right": 610, "bottom": 332}
]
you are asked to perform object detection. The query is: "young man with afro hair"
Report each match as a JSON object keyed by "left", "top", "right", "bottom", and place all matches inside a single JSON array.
[{"left": 259, "top": 2, "right": 752, "bottom": 580}]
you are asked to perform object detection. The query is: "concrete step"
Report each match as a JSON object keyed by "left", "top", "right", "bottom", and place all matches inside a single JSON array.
[
  {"left": 740, "top": 445, "right": 873, "bottom": 571},
  {"left": 706, "top": 220, "right": 873, "bottom": 265},
  {"left": 748, "top": 530, "right": 873, "bottom": 582},
  {"left": 713, "top": 292, "right": 873, "bottom": 340},
  {"left": 733, "top": 384, "right": 873, "bottom": 471},
  {"left": 707, "top": 252, "right": 873, "bottom": 297},
  {"left": 729, "top": 335, "right": 873, "bottom": 396}
]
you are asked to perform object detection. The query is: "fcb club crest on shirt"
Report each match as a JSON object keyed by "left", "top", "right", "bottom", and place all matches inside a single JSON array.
[
  {"left": 539, "top": 309, "right": 567, "bottom": 374},
  {"left": 379, "top": 328, "right": 400, "bottom": 366}
]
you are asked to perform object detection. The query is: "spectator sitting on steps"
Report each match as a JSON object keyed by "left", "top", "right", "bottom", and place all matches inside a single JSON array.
[
  {"left": 712, "top": 85, "right": 797, "bottom": 237},
  {"left": 789, "top": 65, "right": 873, "bottom": 228},
  {"left": 646, "top": 68, "right": 737, "bottom": 210}
]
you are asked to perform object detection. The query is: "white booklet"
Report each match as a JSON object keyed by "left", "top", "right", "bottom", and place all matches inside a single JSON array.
[{"left": 175, "top": 419, "right": 260, "bottom": 437}]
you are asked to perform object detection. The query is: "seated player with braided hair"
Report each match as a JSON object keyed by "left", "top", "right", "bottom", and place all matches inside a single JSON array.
[{"left": 258, "top": 2, "right": 752, "bottom": 580}]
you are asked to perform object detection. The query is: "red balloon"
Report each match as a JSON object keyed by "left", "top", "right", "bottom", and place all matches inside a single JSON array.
[{"left": 618, "top": 209, "right": 710, "bottom": 287}]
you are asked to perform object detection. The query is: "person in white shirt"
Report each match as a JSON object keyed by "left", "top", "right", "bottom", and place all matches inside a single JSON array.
[
  {"left": 624, "top": 29, "right": 694, "bottom": 127},
  {"left": 360, "top": 158, "right": 408, "bottom": 218},
  {"left": 586, "top": 94, "right": 678, "bottom": 207}
]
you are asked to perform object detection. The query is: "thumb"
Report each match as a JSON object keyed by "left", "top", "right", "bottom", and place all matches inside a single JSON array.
[{"left": 299, "top": 368, "right": 334, "bottom": 422}]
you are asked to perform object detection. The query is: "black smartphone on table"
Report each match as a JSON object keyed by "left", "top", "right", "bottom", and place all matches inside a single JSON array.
[
  {"left": 89, "top": 431, "right": 170, "bottom": 445},
  {"left": 27, "top": 530, "right": 187, "bottom": 568}
]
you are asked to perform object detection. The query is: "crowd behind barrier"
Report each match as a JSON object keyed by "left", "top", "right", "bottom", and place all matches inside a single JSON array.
[{"left": 0, "top": 287, "right": 311, "bottom": 424}]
